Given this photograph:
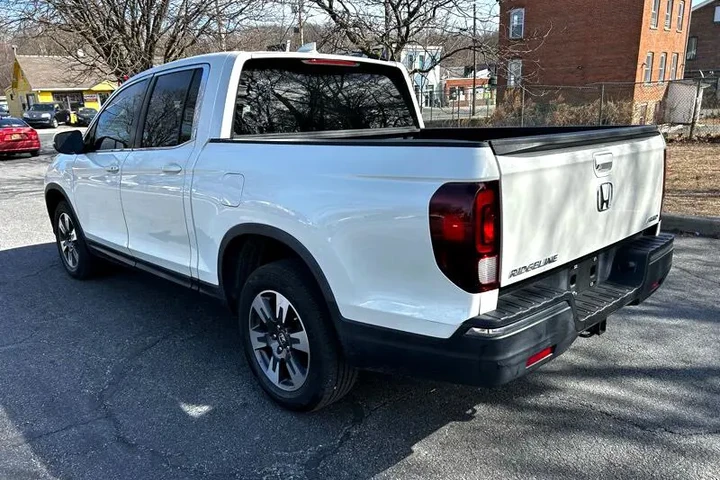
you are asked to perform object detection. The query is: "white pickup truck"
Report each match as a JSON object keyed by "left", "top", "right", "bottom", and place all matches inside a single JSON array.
[{"left": 46, "top": 51, "right": 673, "bottom": 411}]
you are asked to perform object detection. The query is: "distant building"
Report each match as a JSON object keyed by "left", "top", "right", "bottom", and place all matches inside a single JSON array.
[
  {"left": 442, "top": 68, "right": 493, "bottom": 107},
  {"left": 7, "top": 55, "right": 117, "bottom": 117},
  {"left": 399, "top": 46, "right": 443, "bottom": 108},
  {"left": 685, "top": 0, "right": 720, "bottom": 76},
  {"left": 498, "top": 0, "right": 692, "bottom": 123}
]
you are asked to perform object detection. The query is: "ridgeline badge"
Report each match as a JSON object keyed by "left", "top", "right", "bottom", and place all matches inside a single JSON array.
[{"left": 509, "top": 254, "right": 559, "bottom": 278}]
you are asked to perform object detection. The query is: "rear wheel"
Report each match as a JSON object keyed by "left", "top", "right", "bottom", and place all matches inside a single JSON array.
[
  {"left": 51, "top": 118, "right": 58, "bottom": 128},
  {"left": 53, "top": 201, "right": 97, "bottom": 279},
  {"left": 30, "top": 150, "right": 39, "bottom": 157},
  {"left": 238, "top": 259, "right": 357, "bottom": 411}
]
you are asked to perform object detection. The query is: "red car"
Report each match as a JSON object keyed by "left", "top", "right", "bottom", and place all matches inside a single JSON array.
[{"left": 0, "top": 117, "right": 41, "bottom": 157}]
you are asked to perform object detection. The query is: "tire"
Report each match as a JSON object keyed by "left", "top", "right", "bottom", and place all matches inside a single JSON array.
[
  {"left": 51, "top": 118, "right": 58, "bottom": 128},
  {"left": 53, "top": 201, "right": 97, "bottom": 279},
  {"left": 238, "top": 259, "right": 357, "bottom": 411},
  {"left": 30, "top": 150, "right": 40, "bottom": 157}
]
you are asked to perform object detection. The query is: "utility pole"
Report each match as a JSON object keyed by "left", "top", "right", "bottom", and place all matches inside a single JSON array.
[
  {"left": 298, "top": 0, "right": 305, "bottom": 46},
  {"left": 471, "top": 1, "right": 477, "bottom": 117}
]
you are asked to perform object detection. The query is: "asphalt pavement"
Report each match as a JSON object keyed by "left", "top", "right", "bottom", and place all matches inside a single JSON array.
[{"left": 1, "top": 140, "right": 719, "bottom": 480}]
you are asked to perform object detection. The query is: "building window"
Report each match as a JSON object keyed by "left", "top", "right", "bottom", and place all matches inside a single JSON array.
[
  {"left": 419, "top": 54, "right": 425, "bottom": 70},
  {"left": 644, "top": 52, "right": 654, "bottom": 84},
  {"left": 508, "top": 59, "right": 522, "bottom": 87},
  {"left": 677, "top": 0, "right": 685, "bottom": 31},
  {"left": 509, "top": 9, "right": 525, "bottom": 39},
  {"left": 658, "top": 53, "right": 667, "bottom": 83},
  {"left": 664, "top": 0, "right": 673, "bottom": 29},
  {"left": 651, "top": 0, "right": 660, "bottom": 28},
  {"left": 406, "top": 54, "right": 415, "bottom": 69},
  {"left": 687, "top": 37, "right": 697, "bottom": 61},
  {"left": 670, "top": 53, "right": 679, "bottom": 80},
  {"left": 715, "top": 6, "right": 720, "bottom": 23}
]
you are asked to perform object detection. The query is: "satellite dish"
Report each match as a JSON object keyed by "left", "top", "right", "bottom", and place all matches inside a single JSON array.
[{"left": 297, "top": 42, "right": 317, "bottom": 53}]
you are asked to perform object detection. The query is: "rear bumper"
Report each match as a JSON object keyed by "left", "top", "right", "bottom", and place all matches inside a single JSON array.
[
  {"left": 339, "top": 233, "right": 674, "bottom": 387},
  {"left": 0, "top": 140, "right": 41, "bottom": 153}
]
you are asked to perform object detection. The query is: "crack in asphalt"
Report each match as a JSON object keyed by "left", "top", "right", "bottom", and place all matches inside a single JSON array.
[
  {"left": 1, "top": 415, "right": 110, "bottom": 448},
  {"left": 555, "top": 396, "right": 720, "bottom": 437}
]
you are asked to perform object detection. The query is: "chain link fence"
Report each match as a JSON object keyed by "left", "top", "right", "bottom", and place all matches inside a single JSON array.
[{"left": 421, "top": 78, "right": 720, "bottom": 138}]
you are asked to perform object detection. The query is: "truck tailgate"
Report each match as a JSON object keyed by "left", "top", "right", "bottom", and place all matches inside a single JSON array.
[{"left": 491, "top": 128, "right": 665, "bottom": 286}]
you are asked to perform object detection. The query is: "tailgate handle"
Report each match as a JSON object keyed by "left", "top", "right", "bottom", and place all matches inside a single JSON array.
[{"left": 593, "top": 152, "right": 613, "bottom": 177}]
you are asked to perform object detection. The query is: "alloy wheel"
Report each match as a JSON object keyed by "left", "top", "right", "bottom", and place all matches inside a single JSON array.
[
  {"left": 248, "top": 290, "right": 310, "bottom": 391},
  {"left": 57, "top": 212, "right": 79, "bottom": 270}
]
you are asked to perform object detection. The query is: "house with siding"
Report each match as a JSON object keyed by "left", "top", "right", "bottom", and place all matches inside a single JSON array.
[{"left": 6, "top": 55, "right": 117, "bottom": 117}]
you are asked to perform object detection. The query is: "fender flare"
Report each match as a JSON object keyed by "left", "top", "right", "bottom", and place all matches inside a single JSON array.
[
  {"left": 44, "top": 183, "right": 77, "bottom": 231},
  {"left": 217, "top": 223, "right": 342, "bottom": 322}
]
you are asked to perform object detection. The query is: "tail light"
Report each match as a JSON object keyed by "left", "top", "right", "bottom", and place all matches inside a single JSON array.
[{"left": 429, "top": 181, "right": 500, "bottom": 293}]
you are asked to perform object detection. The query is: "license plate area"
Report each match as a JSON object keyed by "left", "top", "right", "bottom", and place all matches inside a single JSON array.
[
  {"left": 10, "top": 134, "right": 23, "bottom": 140},
  {"left": 568, "top": 256, "right": 600, "bottom": 294}
]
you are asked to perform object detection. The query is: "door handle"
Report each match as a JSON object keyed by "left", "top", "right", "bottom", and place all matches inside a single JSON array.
[
  {"left": 105, "top": 164, "right": 119, "bottom": 174},
  {"left": 162, "top": 163, "right": 183, "bottom": 174}
]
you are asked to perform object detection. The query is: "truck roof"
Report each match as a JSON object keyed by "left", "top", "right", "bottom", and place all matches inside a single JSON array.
[{"left": 136, "top": 51, "right": 402, "bottom": 81}]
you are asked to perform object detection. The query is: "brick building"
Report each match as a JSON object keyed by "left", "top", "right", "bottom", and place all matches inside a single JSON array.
[
  {"left": 685, "top": 0, "right": 720, "bottom": 76},
  {"left": 498, "top": 0, "right": 692, "bottom": 123}
]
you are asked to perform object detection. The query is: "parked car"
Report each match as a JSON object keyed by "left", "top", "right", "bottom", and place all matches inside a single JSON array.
[
  {"left": 0, "top": 104, "right": 10, "bottom": 117},
  {"left": 75, "top": 107, "right": 97, "bottom": 127},
  {"left": 0, "top": 117, "right": 40, "bottom": 157},
  {"left": 46, "top": 51, "right": 673, "bottom": 411},
  {"left": 23, "top": 103, "right": 70, "bottom": 128},
  {"left": 74, "top": 107, "right": 97, "bottom": 126}
]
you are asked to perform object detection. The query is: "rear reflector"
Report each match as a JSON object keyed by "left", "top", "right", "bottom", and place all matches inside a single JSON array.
[
  {"left": 526, "top": 346, "right": 554, "bottom": 368},
  {"left": 477, "top": 256, "right": 498, "bottom": 284}
]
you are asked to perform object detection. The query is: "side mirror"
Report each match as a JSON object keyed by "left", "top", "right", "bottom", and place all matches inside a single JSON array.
[{"left": 54, "top": 130, "right": 85, "bottom": 154}]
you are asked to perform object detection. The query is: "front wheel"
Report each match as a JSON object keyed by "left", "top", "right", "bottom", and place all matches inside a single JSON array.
[
  {"left": 238, "top": 259, "right": 357, "bottom": 411},
  {"left": 51, "top": 118, "right": 58, "bottom": 128},
  {"left": 53, "top": 201, "right": 98, "bottom": 279}
]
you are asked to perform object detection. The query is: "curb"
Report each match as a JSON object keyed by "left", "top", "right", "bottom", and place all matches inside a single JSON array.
[{"left": 662, "top": 214, "right": 720, "bottom": 238}]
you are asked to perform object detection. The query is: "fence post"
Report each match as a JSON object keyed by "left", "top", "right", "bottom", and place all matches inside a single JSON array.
[
  {"left": 598, "top": 84, "right": 605, "bottom": 125},
  {"left": 689, "top": 77, "right": 702, "bottom": 140},
  {"left": 521, "top": 87, "right": 526, "bottom": 127}
]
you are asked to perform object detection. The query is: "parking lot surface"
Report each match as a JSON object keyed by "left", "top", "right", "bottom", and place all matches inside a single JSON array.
[{"left": 1, "top": 145, "right": 719, "bottom": 479}]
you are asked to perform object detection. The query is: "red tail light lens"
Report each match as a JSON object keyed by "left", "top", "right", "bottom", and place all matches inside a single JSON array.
[{"left": 429, "top": 181, "right": 500, "bottom": 293}]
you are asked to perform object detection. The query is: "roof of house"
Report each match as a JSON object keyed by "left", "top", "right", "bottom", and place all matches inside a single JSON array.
[
  {"left": 692, "top": 0, "right": 718, "bottom": 11},
  {"left": 15, "top": 55, "right": 114, "bottom": 90}
]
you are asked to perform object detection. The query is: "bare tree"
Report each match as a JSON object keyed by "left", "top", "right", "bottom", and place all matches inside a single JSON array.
[{"left": 0, "top": 0, "right": 264, "bottom": 79}]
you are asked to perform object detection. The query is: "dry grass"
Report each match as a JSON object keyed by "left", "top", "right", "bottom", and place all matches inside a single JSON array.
[{"left": 664, "top": 142, "right": 720, "bottom": 217}]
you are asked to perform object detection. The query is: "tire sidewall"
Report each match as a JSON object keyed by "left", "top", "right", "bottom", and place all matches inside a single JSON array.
[
  {"left": 238, "top": 262, "right": 338, "bottom": 410},
  {"left": 53, "top": 202, "right": 92, "bottom": 278}
]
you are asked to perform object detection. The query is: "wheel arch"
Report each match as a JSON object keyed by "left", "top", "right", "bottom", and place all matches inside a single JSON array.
[
  {"left": 44, "top": 184, "right": 74, "bottom": 233},
  {"left": 218, "top": 224, "right": 341, "bottom": 323}
]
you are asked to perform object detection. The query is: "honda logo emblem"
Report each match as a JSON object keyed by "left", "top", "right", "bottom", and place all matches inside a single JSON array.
[{"left": 597, "top": 182, "right": 613, "bottom": 211}]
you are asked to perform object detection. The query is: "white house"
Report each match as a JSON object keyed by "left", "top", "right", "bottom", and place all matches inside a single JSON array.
[{"left": 398, "top": 45, "right": 443, "bottom": 108}]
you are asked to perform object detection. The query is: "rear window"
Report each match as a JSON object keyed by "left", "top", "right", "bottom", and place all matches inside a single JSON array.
[
  {"left": 233, "top": 58, "right": 418, "bottom": 136},
  {"left": 0, "top": 118, "right": 28, "bottom": 127}
]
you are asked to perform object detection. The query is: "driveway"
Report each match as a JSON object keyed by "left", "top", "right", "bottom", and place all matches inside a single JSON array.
[{"left": 0, "top": 144, "right": 719, "bottom": 479}]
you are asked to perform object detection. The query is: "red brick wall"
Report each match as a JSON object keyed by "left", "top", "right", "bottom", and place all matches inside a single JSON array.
[
  {"left": 636, "top": 0, "right": 692, "bottom": 84},
  {"left": 685, "top": 0, "right": 720, "bottom": 74},
  {"left": 497, "top": 0, "right": 690, "bottom": 88}
]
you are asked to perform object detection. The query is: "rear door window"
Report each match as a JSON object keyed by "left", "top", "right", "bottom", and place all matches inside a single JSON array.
[
  {"left": 233, "top": 58, "right": 418, "bottom": 136},
  {"left": 141, "top": 68, "right": 202, "bottom": 148}
]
